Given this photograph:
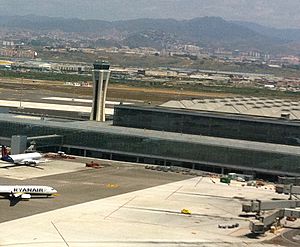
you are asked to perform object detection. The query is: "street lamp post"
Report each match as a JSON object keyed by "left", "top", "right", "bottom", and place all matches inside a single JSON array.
[{"left": 19, "top": 76, "right": 24, "bottom": 109}]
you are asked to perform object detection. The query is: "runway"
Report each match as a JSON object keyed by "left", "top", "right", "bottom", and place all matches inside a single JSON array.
[{"left": 0, "top": 99, "right": 114, "bottom": 115}]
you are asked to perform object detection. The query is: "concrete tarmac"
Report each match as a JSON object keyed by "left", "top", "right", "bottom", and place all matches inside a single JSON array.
[
  {"left": 0, "top": 162, "right": 296, "bottom": 246},
  {"left": 0, "top": 161, "right": 190, "bottom": 223}
]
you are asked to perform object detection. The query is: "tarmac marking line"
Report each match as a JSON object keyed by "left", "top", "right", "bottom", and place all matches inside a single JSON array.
[
  {"left": 194, "top": 177, "right": 203, "bottom": 187},
  {"left": 51, "top": 221, "right": 69, "bottom": 247},
  {"left": 104, "top": 196, "right": 136, "bottom": 220},
  {"left": 165, "top": 185, "right": 183, "bottom": 200},
  {"left": 207, "top": 202, "right": 238, "bottom": 218},
  {"left": 280, "top": 230, "right": 300, "bottom": 246}
]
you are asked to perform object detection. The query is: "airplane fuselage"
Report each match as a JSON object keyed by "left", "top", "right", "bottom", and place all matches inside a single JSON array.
[
  {"left": 0, "top": 185, "right": 57, "bottom": 197},
  {"left": 1, "top": 145, "right": 43, "bottom": 165},
  {"left": 6, "top": 153, "right": 42, "bottom": 164}
]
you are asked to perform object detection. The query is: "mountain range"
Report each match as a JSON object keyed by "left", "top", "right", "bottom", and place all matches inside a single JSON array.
[
  {"left": 1, "top": 15, "right": 300, "bottom": 54},
  {"left": 1, "top": 1, "right": 300, "bottom": 29}
]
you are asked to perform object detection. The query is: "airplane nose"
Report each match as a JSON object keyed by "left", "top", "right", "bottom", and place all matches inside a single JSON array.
[{"left": 52, "top": 192, "right": 60, "bottom": 197}]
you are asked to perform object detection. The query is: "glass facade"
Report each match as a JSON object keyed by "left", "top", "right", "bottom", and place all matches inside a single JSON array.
[
  {"left": 114, "top": 105, "right": 300, "bottom": 146},
  {"left": 0, "top": 118, "right": 299, "bottom": 175}
]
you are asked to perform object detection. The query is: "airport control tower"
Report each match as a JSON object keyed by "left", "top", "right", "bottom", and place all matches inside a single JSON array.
[{"left": 90, "top": 61, "right": 111, "bottom": 122}]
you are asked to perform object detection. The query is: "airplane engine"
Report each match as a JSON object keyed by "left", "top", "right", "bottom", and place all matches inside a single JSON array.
[
  {"left": 21, "top": 194, "right": 31, "bottom": 199},
  {"left": 23, "top": 160, "right": 37, "bottom": 165}
]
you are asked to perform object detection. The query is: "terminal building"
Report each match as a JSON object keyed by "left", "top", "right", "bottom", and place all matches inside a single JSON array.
[
  {"left": 0, "top": 66, "right": 299, "bottom": 179},
  {"left": 113, "top": 104, "right": 300, "bottom": 146},
  {"left": 0, "top": 106, "right": 299, "bottom": 180}
]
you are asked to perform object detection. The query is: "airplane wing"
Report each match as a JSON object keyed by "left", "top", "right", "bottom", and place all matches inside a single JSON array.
[
  {"left": 19, "top": 159, "right": 39, "bottom": 165},
  {"left": 11, "top": 192, "right": 31, "bottom": 199},
  {"left": 19, "top": 159, "right": 49, "bottom": 165},
  {"left": 9, "top": 193, "right": 31, "bottom": 206},
  {"left": 0, "top": 164, "right": 18, "bottom": 169},
  {"left": 18, "top": 159, "right": 44, "bottom": 169},
  {"left": 0, "top": 163, "right": 44, "bottom": 170}
]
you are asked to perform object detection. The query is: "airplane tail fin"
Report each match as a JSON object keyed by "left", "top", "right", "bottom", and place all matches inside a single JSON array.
[{"left": 1, "top": 145, "right": 9, "bottom": 160}]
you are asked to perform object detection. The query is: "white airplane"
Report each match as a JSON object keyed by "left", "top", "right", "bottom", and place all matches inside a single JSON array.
[
  {"left": 0, "top": 185, "right": 58, "bottom": 200},
  {"left": 0, "top": 185, "right": 58, "bottom": 206},
  {"left": 1, "top": 145, "right": 44, "bottom": 167}
]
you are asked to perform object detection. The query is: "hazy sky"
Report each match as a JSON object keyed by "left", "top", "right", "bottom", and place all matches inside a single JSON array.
[{"left": 0, "top": 0, "right": 299, "bottom": 28}]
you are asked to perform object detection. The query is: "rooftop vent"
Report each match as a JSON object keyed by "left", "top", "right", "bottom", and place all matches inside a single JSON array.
[
  {"left": 274, "top": 103, "right": 283, "bottom": 107},
  {"left": 281, "top": 112, "right": 291, "bottom": 120}
]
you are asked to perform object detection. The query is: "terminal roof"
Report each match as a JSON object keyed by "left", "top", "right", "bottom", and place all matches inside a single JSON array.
[{"left": 0, "top": 113, "right": 300, "bottom": 156}]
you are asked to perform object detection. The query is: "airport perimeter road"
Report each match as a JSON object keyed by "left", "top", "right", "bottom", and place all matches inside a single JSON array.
[{"left": 0, "top": 163, "right": 191, "bottom": 223}]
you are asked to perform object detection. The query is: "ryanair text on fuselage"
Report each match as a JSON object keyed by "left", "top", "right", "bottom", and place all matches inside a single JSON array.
[{"left": 13, "top": 188, "right": 44, "bottom": 193}]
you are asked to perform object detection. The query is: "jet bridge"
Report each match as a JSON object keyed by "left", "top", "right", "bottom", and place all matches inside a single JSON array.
[
  {"left": 0, "top": 136, "right": 11, "bottom": 146},
  {"left": 242, "top": 200, "right": 300, "bottom": 213},
  {"left": 242, "top": 199, "right": 300, "bottom": 234},
  {"left": 278, "top": 176, "right": 300, "bottom": 186},
  {"left": 27, "top": 134, "right": 63, "bottom": 149},
  {"left": 276, "top": 184, "right": 300, "bottom": 195},
  {"left": 249, "top": 208, "right": 300, "bottom": 234},
  {"left": 1, "top": 135, "right": 63, "bottom": 154},
  {"left": 276, "top": 184, "right": 300, "bottom": 201}
]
